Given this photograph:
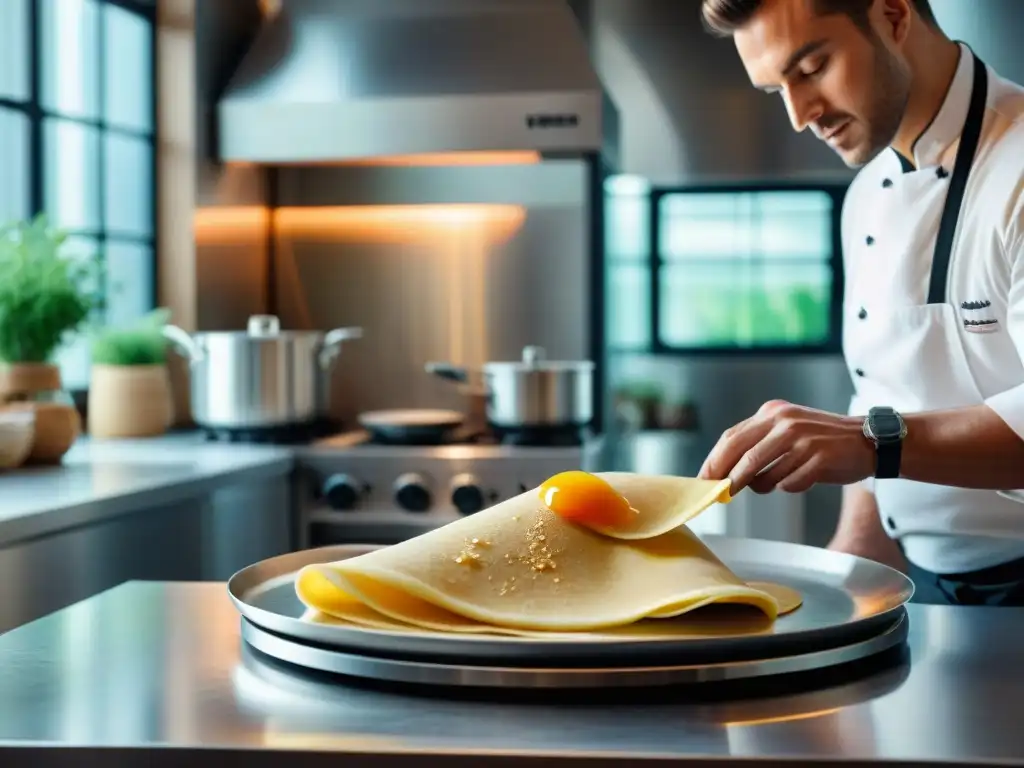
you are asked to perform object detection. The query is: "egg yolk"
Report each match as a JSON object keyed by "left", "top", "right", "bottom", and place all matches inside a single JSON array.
[{"left": 538, "top": 471, "right": 634, "bottom": 528}]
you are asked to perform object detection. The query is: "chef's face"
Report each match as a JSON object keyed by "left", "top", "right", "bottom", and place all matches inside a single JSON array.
[{"left": 734, "top": 0, "right": 911, "bottom": 167}]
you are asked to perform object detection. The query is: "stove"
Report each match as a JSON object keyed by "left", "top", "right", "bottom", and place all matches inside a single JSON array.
[{"left": 294, "top": 429, "right": 605, "bottom": 548}]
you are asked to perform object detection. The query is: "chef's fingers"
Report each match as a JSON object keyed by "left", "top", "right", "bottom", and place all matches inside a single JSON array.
[
  {"left": 775, "top": 454, "right": 826, "bottom": 494},
  {"left": 726, "top": 420, "right": 802, "bottom": 492},
  {"left": 747, "top": 451, "right": 802, "bottom": 494},
  {"left": 697, "top": 412, "right": 773, "bottom": 481}
]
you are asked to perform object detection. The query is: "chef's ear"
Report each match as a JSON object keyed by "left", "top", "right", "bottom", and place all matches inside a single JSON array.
[{"left": 874, "top": 0, "right": 914, "bottom": 46}]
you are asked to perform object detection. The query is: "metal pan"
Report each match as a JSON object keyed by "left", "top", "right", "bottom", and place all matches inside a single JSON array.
[
  {"left": 227, "top": 537, "right": 914, "bottom": 665},
  {"left": 356, "top": 409, "right": 464, "bottom": 445},
  {"left": 237, "top": 610, "right": 908, "bottom": 689},
  {"left": 235, "top": 619, "right": 911, "bottom": 699}
]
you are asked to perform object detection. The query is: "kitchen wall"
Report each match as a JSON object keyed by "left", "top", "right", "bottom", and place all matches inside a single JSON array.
[
  {"left": 586, "top": 0, "right": 855, "bottom": 186},
  {"left": 931, "top": 0, "right": 1024, "bottom": 84},
  {"left": 271, "top": 161, "right": 591, "bottom": 423}
]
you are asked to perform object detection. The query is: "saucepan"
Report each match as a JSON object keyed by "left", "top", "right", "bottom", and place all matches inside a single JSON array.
[
  {"left": 426, "top": 346, "right": 594, "bottom": 430},
  {"left": 163, "top": 315, "right": 363, "bottom": 430}
]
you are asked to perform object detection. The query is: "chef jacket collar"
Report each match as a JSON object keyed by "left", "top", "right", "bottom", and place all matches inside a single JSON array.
[{"left": 893, "top": 42, "right": 977, "bottom": 172}]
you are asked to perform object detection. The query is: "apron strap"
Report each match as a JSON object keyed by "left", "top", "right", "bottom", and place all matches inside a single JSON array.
[{"left": 927, "top": 52, "right": 989, "bottom": 305}]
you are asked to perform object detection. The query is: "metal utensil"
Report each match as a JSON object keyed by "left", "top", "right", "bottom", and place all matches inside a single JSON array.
[{"left": 163, "top": 315, "right": 362, "bottom": 430}]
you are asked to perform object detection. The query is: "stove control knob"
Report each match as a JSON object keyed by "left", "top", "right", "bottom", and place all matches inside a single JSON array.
[
  {"left": 451, "top": 473, "right": 486, "bottom": 515},
  {"left": 394, "top": 473, "right": 432, "bottom": 513},
  {"left": 322, "top": 474, "right": 363, "bottom": 511}
]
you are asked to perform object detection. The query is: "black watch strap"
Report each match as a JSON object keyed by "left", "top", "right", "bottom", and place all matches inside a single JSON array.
[
  {"left": 875, "top": 439, "right": 902, "bottom": 480},
  {"left": 866, "top": 406, "right": 905, "bottom": 480}
]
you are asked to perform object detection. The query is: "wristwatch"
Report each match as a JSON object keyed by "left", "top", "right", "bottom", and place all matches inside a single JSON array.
[{"left": 862, "top": 406, "right": 907, "bottom": 479}]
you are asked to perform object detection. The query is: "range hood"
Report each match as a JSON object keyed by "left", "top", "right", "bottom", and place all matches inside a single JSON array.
[{"left": 217, "top": 0, "right": 619, "bottom": 165}]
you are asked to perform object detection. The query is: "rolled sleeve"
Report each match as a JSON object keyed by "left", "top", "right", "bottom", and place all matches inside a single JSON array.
[
  {"left": 985, "top": 384, "right": 1024, "bottom": 441},
  {"left": 987, "top": 388, "right": 1024, "bottom": 503}
]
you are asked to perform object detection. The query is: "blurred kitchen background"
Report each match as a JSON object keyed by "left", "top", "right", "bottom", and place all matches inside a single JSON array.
[{"left": 1, "top": 0, "right": 1023, "bottom": 626}]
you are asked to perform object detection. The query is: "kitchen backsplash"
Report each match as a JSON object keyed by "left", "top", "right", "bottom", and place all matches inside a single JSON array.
[{"left": 268, "top": 161, "right": 592, "bottom": 425}]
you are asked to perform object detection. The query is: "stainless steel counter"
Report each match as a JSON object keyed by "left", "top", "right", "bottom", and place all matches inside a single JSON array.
[
  {"left": 0, "top": 581, "right": 1022, "bottom": 767},
  {"left": 0, "top": 432, "right": 293, "bottom": 547}
]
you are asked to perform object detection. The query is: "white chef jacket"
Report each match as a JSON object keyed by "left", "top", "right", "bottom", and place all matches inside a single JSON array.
[{"left": 842, "top": 43, "right": 1024, "bottom": 574}]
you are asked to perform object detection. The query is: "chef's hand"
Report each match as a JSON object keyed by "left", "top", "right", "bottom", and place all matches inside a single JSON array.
[{"left": 697, "top": 400, "right": 876, "bottom": 494}]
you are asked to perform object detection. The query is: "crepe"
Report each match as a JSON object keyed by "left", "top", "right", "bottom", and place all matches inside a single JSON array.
[
  {"left": 551, "top": 471, "right": 733, "bottom": 539},
  {"left": 295, "top": 472, "right": 803, "bottom": 635}
]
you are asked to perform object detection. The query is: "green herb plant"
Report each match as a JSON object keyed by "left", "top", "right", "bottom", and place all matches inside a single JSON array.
[
  {"left": 91, "top": 309, "right": 171, "bottom": 367},
  {"left": 0, "top": 215, "right": 105, "bottom": 363}
]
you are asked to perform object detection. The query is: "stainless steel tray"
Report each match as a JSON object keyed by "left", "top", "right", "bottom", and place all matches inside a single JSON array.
[
  {"left": 227, "top": 537, "right": 914, "bottom": 664},
  {"left": 238, "top": 609, "right": 909, "bottom": 689}
]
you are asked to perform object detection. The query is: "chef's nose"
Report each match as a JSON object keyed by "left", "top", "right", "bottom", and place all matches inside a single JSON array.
[{"left": 782, "top": 86, "right": 823, "bottom": 133}]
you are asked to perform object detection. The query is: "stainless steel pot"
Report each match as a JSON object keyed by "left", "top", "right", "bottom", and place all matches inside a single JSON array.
[
  {"left": 163, "top": 315, "right": 362, "bottom": 429},
  {"left": 426, "top": 346, "right": 594, "bottom": 429}
]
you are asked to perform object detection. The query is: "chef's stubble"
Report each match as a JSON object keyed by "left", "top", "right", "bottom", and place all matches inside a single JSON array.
[{"left": 850, "top": 33, "right": 913, "bottom": 167}]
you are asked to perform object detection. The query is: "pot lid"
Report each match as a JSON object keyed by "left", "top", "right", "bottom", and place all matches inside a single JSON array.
[
  {"left": 193, "top": 315, "right": 324, "bottom": 339},
  {"left": 483, "top": 345, "right": 594, "bottom": 372}
]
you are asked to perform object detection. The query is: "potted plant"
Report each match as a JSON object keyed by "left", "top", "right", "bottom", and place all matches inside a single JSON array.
[
  {"left": 0, "top": 215, "right": 103, "bottom": 463},
  {"left": 88, "top": 309, "right": 174, "bottom": 439}
]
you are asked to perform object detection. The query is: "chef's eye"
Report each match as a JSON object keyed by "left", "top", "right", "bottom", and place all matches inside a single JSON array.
[{"left": 801, "top": 57, "right": 829, "bottom": 78}]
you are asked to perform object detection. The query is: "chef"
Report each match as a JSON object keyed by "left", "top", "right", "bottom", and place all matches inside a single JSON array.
[{"left": 696, "top": 0, "right": 1024, "bottom": 605}]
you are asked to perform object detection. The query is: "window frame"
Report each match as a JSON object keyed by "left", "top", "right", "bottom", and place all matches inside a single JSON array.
[
  {"left": 0, "top": 0, "right": 158, "bottom": 387},
  {"left": 646, "top": 181, "right": 848, "bottom": 357}
]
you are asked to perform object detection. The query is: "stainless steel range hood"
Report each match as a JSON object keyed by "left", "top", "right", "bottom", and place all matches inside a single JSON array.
[{"left": 217, "top": 0, "right": 619, "bottom": 165}]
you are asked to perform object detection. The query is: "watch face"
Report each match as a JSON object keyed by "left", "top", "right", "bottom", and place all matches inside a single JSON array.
[{"left": 871, "top": 413, "right": 903, "bottom": 440}]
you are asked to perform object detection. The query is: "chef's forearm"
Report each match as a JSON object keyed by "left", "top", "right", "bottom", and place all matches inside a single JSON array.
[{"left": 900, "top": 405, "right": 1024, "bottom": 489}]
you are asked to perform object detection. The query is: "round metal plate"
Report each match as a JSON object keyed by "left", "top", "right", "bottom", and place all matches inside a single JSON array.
[
  {"left": 238, "top": 609, "right": 909, "bottom": 689},
  {"left": 227, "top": 538, "right": 914, "bottom": 664}
]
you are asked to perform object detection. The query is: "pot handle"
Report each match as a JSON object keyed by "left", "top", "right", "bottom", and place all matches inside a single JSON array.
[
  {"left": 318, "top": 326, "right": 363, "bottom": 370},
  {"left": 425, "top": 362, "right": 470, "bottom": 384},
  {"left": 162, "top": 324, "right": 205, "bottom": 364}
]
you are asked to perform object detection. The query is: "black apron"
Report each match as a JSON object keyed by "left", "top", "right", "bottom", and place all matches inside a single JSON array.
[{"left": 900, "top": 53, "right": 1024, "bottom": 606}]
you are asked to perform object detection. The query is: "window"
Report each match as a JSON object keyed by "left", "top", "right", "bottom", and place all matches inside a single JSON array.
[
  {"left": 0, "top": 0, "right": 157, "bottom": 389},
  {"left": 606, "top": 183, "right": 846, "bottom": 354}
]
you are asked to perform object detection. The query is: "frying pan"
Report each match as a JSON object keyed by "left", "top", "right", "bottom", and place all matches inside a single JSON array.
[{"left": 357, "top": 409, "right": 465, "bottom": 445}]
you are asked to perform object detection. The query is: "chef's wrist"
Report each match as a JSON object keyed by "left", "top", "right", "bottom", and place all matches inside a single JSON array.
[{"left": 897, "top": 406, "right": 1024, "bottom": 489}]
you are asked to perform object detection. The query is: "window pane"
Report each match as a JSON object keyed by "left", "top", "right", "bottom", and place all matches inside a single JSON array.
[
  {"left": 608, "top": 264, "right": 649, "bottom": 349},
  {"left": 104, "top": 133, "right": 152, "bottom": 237},
  {"left": 105, "top": 240, "right": 153, "bottom": 328},
  {"left": 104, "top": 4, "right": 153, "bottom": 133},
  {"left": 44, "top": 118, "right": 101, "bottom": 231},
  {"left": 754, "top": 191, "right": 832, "bottom": 259},
  {"left": 40, "top": 0, "right": 100, "bottom": 120},
  {"left": 605, "top": 175, "right": 650, "bottom": 261},
  {"left": 658, "top": 262, "right": 832, "bottom": 348},
  {"left": 0, "top": 0, "right": 29, "bottom": 101},
  {"left": 0, "top": 108, "right": 30, "bottom": 224},
  {"left": 52, "top": 237, "right": 102, "bottom": 391},
  {"left": 660, "top": 191, "right": 832, "bottom": 261},
  {"left": 661, "top": 194, "right": 754, "bottom": 259}
]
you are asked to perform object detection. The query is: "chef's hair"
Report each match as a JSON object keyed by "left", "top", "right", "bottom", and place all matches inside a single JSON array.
[{"left": 701, "top": 0, "right": 938, "bottom": 38}]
